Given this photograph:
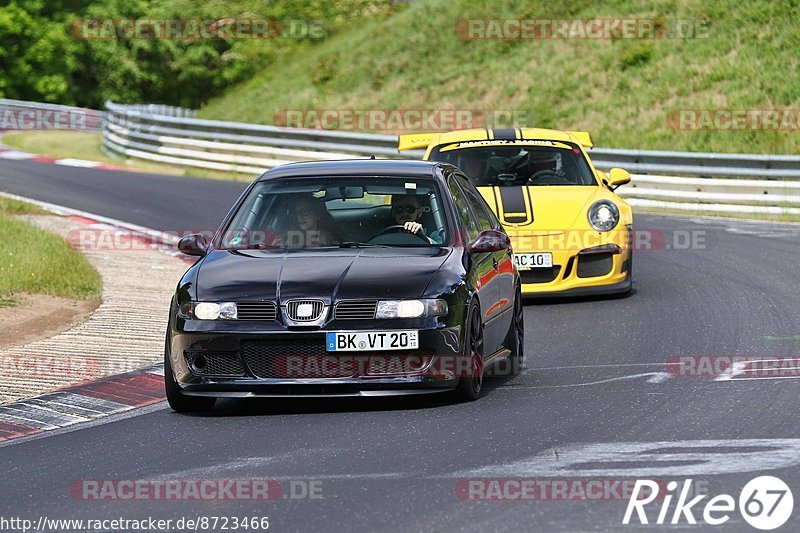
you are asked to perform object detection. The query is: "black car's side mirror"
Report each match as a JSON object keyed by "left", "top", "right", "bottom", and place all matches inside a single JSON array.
[
  {"left": 468, "top": 229, "right": 511, "bottom": 253},
  {"left": 178, "top": 233, "right": 208, "bottom": 257}
]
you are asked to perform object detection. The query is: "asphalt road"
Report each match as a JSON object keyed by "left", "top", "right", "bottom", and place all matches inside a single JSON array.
[{"left": 1, "top": 159, "right": 800, "bottom": 532}]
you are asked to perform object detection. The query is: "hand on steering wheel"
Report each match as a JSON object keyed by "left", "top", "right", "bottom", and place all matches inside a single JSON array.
[{"left": 403, "top": 221, "right": 423, "bottom": 234}]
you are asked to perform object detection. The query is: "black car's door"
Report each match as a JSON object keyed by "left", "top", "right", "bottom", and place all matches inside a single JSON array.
[
  {"left": 447, "top": 175, "right": 503, "bottom": 356},
  {"left": 459, "top": 176, "right": 515, "bottom": 329}
]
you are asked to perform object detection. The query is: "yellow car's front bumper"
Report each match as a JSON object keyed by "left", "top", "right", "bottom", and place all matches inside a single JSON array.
[{"left": 510, "top": 228, "right": 632, "bottom": 298}]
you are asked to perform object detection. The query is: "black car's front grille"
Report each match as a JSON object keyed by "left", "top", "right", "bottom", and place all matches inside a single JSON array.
[
  {"left": 520, "top": 266, "right": 561, "bottom": 284},
  {"left": 242, "top": 339, "right": 354, "bottom": 378},
  {"left": 241, "top": 340, "right": 432, "bottom": 379},
  {"left": 335, "top": 300, "right": 377, "bottom": 320},
  {"left": 577, "top": 253, "right": 614, "bottom": 278},
  {"left": 185, "top": 351, "right": 245, "bottom": 377},
  {"left": 285, "top": 300, "right": 325, "bottom": 322},
  {"left": 237, "top": 301, "right": 277, "bottom": 321}
]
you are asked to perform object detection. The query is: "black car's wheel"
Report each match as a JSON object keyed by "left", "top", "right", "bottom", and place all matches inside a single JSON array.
[
  {"left": 164, "top": 336, "right": 216, "bottom": 413},
  {"left": 454, "top": 300, "right": 485, "bottom": 401},
  {"left": 504, "top": 286, "right": 524, "bottom": 376}
]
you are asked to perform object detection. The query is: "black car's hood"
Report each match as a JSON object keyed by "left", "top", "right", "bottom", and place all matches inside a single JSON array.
[{"left": 195, "top": 247, "right": 453, "bottom": 302}]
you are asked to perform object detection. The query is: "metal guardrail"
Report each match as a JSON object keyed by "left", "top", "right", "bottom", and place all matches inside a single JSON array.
[
  {"left": 64, "top": 101, "right": 794, "bottom": 217},
  {"left": 590, "top": 148, "right": 800, "bottom": 179},
  {"left": 0, "top": 98, "right": 105, "bottom": 131}
]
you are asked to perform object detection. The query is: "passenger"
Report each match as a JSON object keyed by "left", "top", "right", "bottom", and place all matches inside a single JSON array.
[{"left": 278, "top": 196, "right": 341, "bottom": 248}]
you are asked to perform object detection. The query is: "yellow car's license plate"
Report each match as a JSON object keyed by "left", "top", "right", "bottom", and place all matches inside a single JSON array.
[{"left": 514, "top": 253, "right": 553, "bottom": 269}]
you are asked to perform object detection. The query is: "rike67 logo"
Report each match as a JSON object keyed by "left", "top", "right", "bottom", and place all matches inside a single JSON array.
[{"left": 624, "top": 476, "right": 793, "bottom": 530}]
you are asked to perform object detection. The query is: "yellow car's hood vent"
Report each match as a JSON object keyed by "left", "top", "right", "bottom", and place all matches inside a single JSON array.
[{"left": 478, "top": 186, "right": 601, "bottom": 230}]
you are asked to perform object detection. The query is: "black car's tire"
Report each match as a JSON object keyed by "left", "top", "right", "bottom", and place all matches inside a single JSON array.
[
  {"left": 454, "top": 300, "right": 485, "bottom": 401},
  {"left": 504, "top": 286, "right": 524, "bottom": 376},
  {"left": 164, "top": 338, "right": 216, "bottom": 413}
]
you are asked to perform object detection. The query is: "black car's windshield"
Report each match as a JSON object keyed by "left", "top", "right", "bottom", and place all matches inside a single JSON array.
[
  {"left": 429, "top": 141, "right": 597, "bottom": 187},
  {"left": 220, "top": 176, "right": 450, "bottom": 250}
]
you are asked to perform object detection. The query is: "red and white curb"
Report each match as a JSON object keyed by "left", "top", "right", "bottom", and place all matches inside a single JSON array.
[
  {"left": 0, "top": 191, "right": 194, "bottom": 263},
  {"left": 0, "top": 365, "right": 165, "bottom": 444},
  {"left": 0, "top": 144, "right": 132, "bottom": 172}
]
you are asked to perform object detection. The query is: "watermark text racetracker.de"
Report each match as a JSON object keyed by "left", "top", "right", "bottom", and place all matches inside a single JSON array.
[
  {"left": 0, "top": 354, "right": 100, "bottom": 379},
  {"left": 0, "top": 107, "right": 101, "bottom": 131},
  {"left": 455, "top": 18, "right": 710, "bottom": 40},
  {"left": 273, "top": 108, "right": 530, "bottom": 131},
  {"left": 0, "top": 516, "right": 270, "bottom": 532},
  {"left": 64, "top": 228, "right": 708, "bottom": 253},
  {"left": 70, "top": 18, "right": 325, "bottom": 40},
  {"left": 69, "top": 478, "right": 322, "bottom": 501},
  {"left": 506, "top": 228, "right": 706, "bottom": 252},
  {"left": 667, "top": 355, "right": 800, "bottom": 380},
  {"left": 669, "top": 109, "right": 800, "bottom": 131},
  {"left": 456, "top": 478, "right": 710, "bottom": 501}
]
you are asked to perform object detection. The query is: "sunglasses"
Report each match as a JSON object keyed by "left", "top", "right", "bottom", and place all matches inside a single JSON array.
[
  {"left": 392, "top": 205, "right": 419, "bottom": 214},
  {"left": 294, "top": 210, "right": 314, "bottom": 218}
]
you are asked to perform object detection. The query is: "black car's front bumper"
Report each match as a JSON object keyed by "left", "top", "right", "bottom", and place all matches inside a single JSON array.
[{"left": 168, "top": 319, "right": 464, "bottom": 397}]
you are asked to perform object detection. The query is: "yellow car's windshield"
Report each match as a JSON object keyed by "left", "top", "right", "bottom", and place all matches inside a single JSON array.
[{"left": 429, "top": 142, "right": 597, "bottom": 187}]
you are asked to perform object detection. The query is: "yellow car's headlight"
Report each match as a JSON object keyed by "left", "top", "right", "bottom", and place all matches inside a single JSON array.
[{"left": 588, "top": 200, "right": 619, "bottom": 232}]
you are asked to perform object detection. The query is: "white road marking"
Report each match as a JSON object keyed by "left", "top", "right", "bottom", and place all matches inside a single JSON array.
[
  {"left": 0, "top": 410, "right": 59, "bottom": 430},
  {"left": 646, "top": 372, "right": 672, "bottom": 383},
  {"left": 523, "top": 362, "right": 667, "bottom": 372},
  {"left": 11, "top": 402, "right": 91, "bottom": 426},
  {"left": 449, "top": 439, "right": 800, "bottom": 478},
  {"left": 53, "top": 158, "right": 101, "bottom": 168},
  {"left": 507, "top": 372, "right": 672, "bottom": 389},
  {"left": 162, "top": 449, "right": 342, "bottom": 479},
  {"left": 0, "top": 150, "right": 37, "bottom": 160}
]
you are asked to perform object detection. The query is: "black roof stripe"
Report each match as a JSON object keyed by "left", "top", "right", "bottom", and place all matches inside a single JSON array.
[{"left": 492, "top": 128, "right": 516, "bottom": 141}]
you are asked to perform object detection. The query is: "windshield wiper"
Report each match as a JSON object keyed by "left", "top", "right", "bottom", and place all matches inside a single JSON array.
[
  {"left": 229, "top": 243, "right": 279, "bottom": 250},
  {"left": 338, "top": 241, "right": 390, "bottom": 248}
]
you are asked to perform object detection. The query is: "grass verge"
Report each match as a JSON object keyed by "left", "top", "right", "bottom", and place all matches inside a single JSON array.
[
  {"left": 0, "top": 199, "right": 103, "bottom": 305},
  {"left": 200, "top": 0, "right": 800, "bottom": 155}
]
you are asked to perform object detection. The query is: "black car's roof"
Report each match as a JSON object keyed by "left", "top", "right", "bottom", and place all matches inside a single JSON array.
[{"left": 259, "top": 159, "right": 452, "bottom": 181}]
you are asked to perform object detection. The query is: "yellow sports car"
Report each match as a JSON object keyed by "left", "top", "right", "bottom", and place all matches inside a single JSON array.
[{"left": 399, "top": 128, "right": 633, "bottom": 297}]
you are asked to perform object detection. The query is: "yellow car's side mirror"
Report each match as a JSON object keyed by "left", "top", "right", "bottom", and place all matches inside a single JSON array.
[{"left": 607, "top": 168, "right": 631, "bottom": 189}]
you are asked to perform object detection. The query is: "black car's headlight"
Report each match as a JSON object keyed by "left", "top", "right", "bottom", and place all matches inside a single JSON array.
[
  {"left": 376, "top": 299, "right": 448, "bottom": 319},
  {"left": 179, "top": 302, "right": 237, "bottom": 320},
  {"left": 588, "top": 200, "right": 620, "bottom": 232}
]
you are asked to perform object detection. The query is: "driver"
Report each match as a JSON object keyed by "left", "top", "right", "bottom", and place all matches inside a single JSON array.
[
  {"left": 390, "top": 195, "right": 425, "bottom": 236},
  {"left": 527, "top": 151, "right": 564, "bottom": 178}
]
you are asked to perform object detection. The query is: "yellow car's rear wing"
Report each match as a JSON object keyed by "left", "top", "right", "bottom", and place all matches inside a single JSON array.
[
  {"left": 398, "top": 133, "right": 438, "bottom": 152},
  {"left": 398, "top": 130, "right": 593, "bottom": 151},
  {"left": 566, "top": 131, "right": 593, "bottom": 148}
]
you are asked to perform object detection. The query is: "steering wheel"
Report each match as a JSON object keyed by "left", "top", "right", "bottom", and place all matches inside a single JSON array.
[
  {"left": 528, "top": 170, "right": 572, "bottom": 185},
  {"left": 370, "top": 225, "right": 431, "bottom": 244}
]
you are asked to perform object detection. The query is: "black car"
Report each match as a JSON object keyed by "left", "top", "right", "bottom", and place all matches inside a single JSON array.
[{"left": 165, "top": 159, "right": 524, "bottom": 411}]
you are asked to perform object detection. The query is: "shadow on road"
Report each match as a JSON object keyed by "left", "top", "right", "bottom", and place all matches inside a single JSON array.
[{"left": 174, "top": 375, "right": 524, "bottom": 418}]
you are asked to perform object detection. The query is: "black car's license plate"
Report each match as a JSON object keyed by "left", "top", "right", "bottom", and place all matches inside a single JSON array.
[{"left": 326, "top": 331, "right": 419, "bottom": 351}]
